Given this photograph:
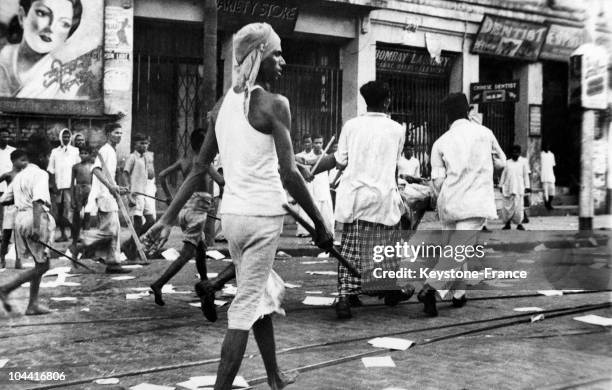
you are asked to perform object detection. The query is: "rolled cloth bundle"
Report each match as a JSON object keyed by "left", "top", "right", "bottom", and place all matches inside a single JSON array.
[{"left": 233, "top": 22, "right": 282, "bottom": 116}]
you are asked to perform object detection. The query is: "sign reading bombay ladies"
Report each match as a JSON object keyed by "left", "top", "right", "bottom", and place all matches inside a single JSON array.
[
  {"left": 472, "top": 15, "right": 548, "bottom": 61},
  {"left": 217, "top": 0, "right": 299, "bottom": 34},
  {"left": 376, "top": 46, "right": 454, "bottom": 77}
]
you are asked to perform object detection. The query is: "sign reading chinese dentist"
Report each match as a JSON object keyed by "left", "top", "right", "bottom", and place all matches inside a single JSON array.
[{"left": 0, "top": 0, "right": 104, "bottom": 115}]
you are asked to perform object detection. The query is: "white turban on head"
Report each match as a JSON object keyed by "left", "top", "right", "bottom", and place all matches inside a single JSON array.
[{"left": 232, "top": 23, "right": 281, "bottom": 116}]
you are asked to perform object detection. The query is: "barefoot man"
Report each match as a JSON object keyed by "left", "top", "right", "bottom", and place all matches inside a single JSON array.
[{"left": 143, "top": 23, "right": 332, "bottom": 389}]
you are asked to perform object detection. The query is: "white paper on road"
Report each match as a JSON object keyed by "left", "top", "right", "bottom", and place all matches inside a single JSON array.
[
  {"left": 120, "top": 253, "right": 128, "bottom": 262},
  {"left": 43, "top": 267, "right": 72, "bottom": 277},
  {"left": 317, "top": 252, "right": 330, "bottom": 258},
  {"left": 275, "top": 251, "right": 292, "bottom": 258},
  {"left": 302, "top": 260, "right": 328, "bottom": 264},
  {"left": 95, "top": 378, "right": 120, "bottom": 385},
  {"left": 0, "top": 359, "right": 8, "bottom": 368},
  {"left": 162, "top": 248, "right": 180, "bottom": 261},
  {"left": 80, "top": 308, "right": 90, "bottom": 312},
  {"left": 362, "top": 356, "right": 396, "bottom": 367},
  {"left": 206, "top": 250, "right": 226, "bottom": 260},
  {"left": 305, "top": 291, "right": 323, "bottom": 294},
  {"left": 537, "top": 290, "right": 563, "bottom": 296},
  {"left": 177, "top": 375, "right": 248, "bottom": 389},
  {"left": 563, "top": 289, "right": 586, "bottom": 293},
  {"left": 126, "top": 292, "right": 149, "bottom": 300},
  {"left": 513, "top": 307, "right": 544, "bottom": 312},
  {"left": 221, "top": 284, "right": 237, "bottom": 296},
  {"left": 284, "top": 282, "right": 301, "bottom": 288},
  {"left": 189, "top": 300, "right": 228, "bottom": 308},
  {"left": 534, "top": 244, "right": 547, "bottom": 252},
  {"left": 573, "top": 315, "right": 612, "bottom": 326},
  {"left": 302, "top": 296, "right": 336, "bottom": 306},
  {"left": 306, "top": 271, "right": 337, "bottom": 276},
  {"left": 112, "top": 276, "right": 136, "bottom": 281},
  {"left": 122, "top": 265, "right": 144, "bottom": 270},
  {"left": 530, "top": 314, "right": 545, "bottom": 323},
  {"left": 130, "top": 383, "right": 175, "bottom": 390},
  {"left": 207, "top": 273, "right": 219, "bottom": 279},
  {"left": 0, "top": 269, "right": 5, "bottom": 273},
  {"left": 58, "top": 281, "right": 81, "bottom": 287},
  {"left": 50, "top": 297, "right": 77, "bottom": 302},
  {"left": 368, "top": 337, "right": 414, "bottom": 350}
]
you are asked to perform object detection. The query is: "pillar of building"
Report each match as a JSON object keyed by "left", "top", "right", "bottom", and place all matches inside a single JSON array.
[
  {"left": 103, "top": 0, "right": 135, "bottom": 162},
  {"left": 340, "top": 16, "right": 376, "bottom": 122},
  {"left": 221, "top": 36, "right": 235, "bottom": 94},
  {"left": 514, "top": 62, "right": 543, "bottom": 200}
]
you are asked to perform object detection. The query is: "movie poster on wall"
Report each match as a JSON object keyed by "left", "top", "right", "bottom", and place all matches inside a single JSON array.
[{"left": 0, "top": 0, "right": 104, "bottom": 115}]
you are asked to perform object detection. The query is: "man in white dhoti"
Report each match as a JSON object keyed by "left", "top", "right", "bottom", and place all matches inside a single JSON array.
[
  {"left": 500, "top": 145, "right": 530, "bottom": 231},
  {"left": 423, "top": 93, "right": 506, "bottom": 316}
]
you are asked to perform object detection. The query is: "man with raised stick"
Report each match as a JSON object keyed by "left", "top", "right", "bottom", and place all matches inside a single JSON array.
[{"left": 143, "top": 23, "right": 332, "bottom": 390}]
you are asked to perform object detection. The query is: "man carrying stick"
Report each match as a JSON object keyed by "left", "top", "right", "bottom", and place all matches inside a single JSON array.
[
  {"left": 0, "top": 136, "right": 55, "bottom": 315},
  {"left": 71, "top": 123, "right": 131, "bottom": 274},
  {"left": 143, "top": 22, "right": 332, "bottom": 390}
]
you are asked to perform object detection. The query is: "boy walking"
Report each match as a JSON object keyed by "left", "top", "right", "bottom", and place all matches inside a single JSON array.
[
  {"left": 0, "top": 149, "right": 28, "bottom": 268},
  {"left": 71, "top": 144, "right": 94, "bottom": 248},
  {"left": 500, "top": 145, "right": 530, "bottom": 230},
  {"left": 123, "top": 133, "right": 151, "bottom": 232},
  {"left": 540, "top": 143, "right": 556, "bottom": 210},
  {"left": 0, "top": 136, "right": 55, "bottom": 315}
]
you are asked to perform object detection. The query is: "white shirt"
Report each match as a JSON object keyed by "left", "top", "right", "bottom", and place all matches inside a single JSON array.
[
  {"left": 0, "top": 145, "right": 15, "bottom": 193},
  {"left": 91, "top": 143, "right": 118, "bottom": 211},
  {"left": 518, "top": 156, "right": 531, "bottom": 189},
  {"left": 398, "top": 156, "right": 420, "bottom": 178},
  {"left": 1, "top": 164, "right": 50, "bottom": 211},
  {"left": 47, "top": 144, "right": 80, "bottom": 189},
  {"left": 500, "top": 158, "right": 530, "bottom": 196},
  {"left": 431, "top": 118, "right": 506, "bottom": 222},
  {"left": 540, "top": 151, "right": 556, "bottom": 183},
  {"left": 334, "top": 112, "right": 405, "bottom": 226},
  {"left": 215, "top": 87, "right": 286, "bottom": 216}
]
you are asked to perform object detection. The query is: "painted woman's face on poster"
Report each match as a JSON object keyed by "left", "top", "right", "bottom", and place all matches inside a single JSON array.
[{"left": 0, "top": 0, "right": 103, "bottom": 110}]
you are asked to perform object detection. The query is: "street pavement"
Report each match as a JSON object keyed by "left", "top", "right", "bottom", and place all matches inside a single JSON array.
[{"left": 0, "top": 215, "right": 610, "bottom": 390}]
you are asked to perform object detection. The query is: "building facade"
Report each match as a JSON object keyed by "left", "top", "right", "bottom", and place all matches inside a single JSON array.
[{"left": 0, "top": 0, "right": 609, "bottom": 212}]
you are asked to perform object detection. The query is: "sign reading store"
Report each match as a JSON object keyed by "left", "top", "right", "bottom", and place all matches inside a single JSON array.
[{"left": 218, "top": 0, "right": 299, "bottom": 34}]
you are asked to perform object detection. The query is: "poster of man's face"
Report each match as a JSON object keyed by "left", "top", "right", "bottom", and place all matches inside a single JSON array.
[{"left": 0, "top": 0, "right": 103, "bottom": 104}]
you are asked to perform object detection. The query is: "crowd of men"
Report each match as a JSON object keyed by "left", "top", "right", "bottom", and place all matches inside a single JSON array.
[{"left": 0, "top": 22, "right": 558, "bottom": 390}]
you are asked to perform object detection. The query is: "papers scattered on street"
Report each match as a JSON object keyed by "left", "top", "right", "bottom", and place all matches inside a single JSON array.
[
  {"left": 189, "top": 300, "right": 228, "bottom": 308},
  {"left": 306, "top": 271, "right": 337, "bottom": 276},
  {"left": 177, "top": 375, "right": 248, "bottom": 389},
  {"left": 513, "top": 307, "right": 544, "bottom": 312},
  {"left": 80, "top": 308, "right": 90, "bottom": 312},
  {"left": 206, "top": 250, "right": 226, "bottom": 260},
  {"left": 284, "top": 282, "right": 301, "bottom": 289},
  {"left": 95, "top": 378, "right": 120, "bottom": 385},
  {"left": 302, "top": 260, "right": 328, "bottom": 264},
  {"left": 0, "top": 359, "right": 8, "bottom": 368},
  {"left": 112, "top": 276, "right": 136, "bottom": 281},
  {"left": 368, "top": 337, "right": 414, "bottom": 351},
  {"left": 120, "top": 253, "right": 128, "bottom": 262},
  {"left": 275, "top": 251, "right": 292, "bottom": 259},
  {"left": 530, "top": 314, "right": 545, "bottom": 323},
  {"left": 162, "top": 248, "right": 180, "bottom": 261},
  {"left": 43, "top": 267, "right": 72, "bottom": 277},
  {"left": 207, "top": 273, "right": 218, "bottom": 279},
  {"left": 305, "top": 291, "right": 323, "bottom": 294},
  {"left": 122, "top": 265, "right": 144, "bottom": 270},
  {"left": 126, "top": 292, "right": 149, "bottom": 300},
  {"left": 317, "top": 252, "right": 330, "bottom": 258},
  {"left": 573, "top": 315, "right": 612, "bottom": 326},
  {"left": 221, "top": 284, "right": 237, "bottom": 297},
  {"left": 302, "top": 296, "right": 336, "bottom": 306},
  {"left": 362, "top": 356, "right": 396, "bottom": 368},
  {"left": 130, "top": 384, "right": 175, "bottom": 390},
  {"left": 537, "top": 290, "right": 563, "bottom": 296},
  {"left": 516, "top": 259, "right": 534, "bottom": 264},
  {"left": 534, "top": 244, "right": 547, "bottom": 252}
]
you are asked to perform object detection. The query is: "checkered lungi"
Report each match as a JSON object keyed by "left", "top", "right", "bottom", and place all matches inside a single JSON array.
[{"left": 338, "top": 219, "right": 401, "bottom": 297}]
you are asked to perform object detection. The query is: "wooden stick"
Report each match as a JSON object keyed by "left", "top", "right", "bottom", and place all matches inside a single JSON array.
[
  {"left": 35, "top": 239, "right": 95, "bottom": 272},
  {"left": 132, "top": 191, "right": 169, "bottom": 204},
  {"left": 96, "top": 153, "right": 148, "bottom": 264},
  {"left": 283, "top": 204, "right": 359, "bottom": 277},
  {"left": 310, "top": 135, "right": 335, "bottom": 175}
]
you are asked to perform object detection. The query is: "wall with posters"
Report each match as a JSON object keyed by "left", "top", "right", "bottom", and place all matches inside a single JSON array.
[{"left": 0, "top": 0, "right": 104, "bottom": 115}]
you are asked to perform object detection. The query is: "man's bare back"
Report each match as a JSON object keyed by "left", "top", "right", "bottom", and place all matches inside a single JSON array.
[{"left": 73, "top": 162, "right": 93, "bottom": 185}]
